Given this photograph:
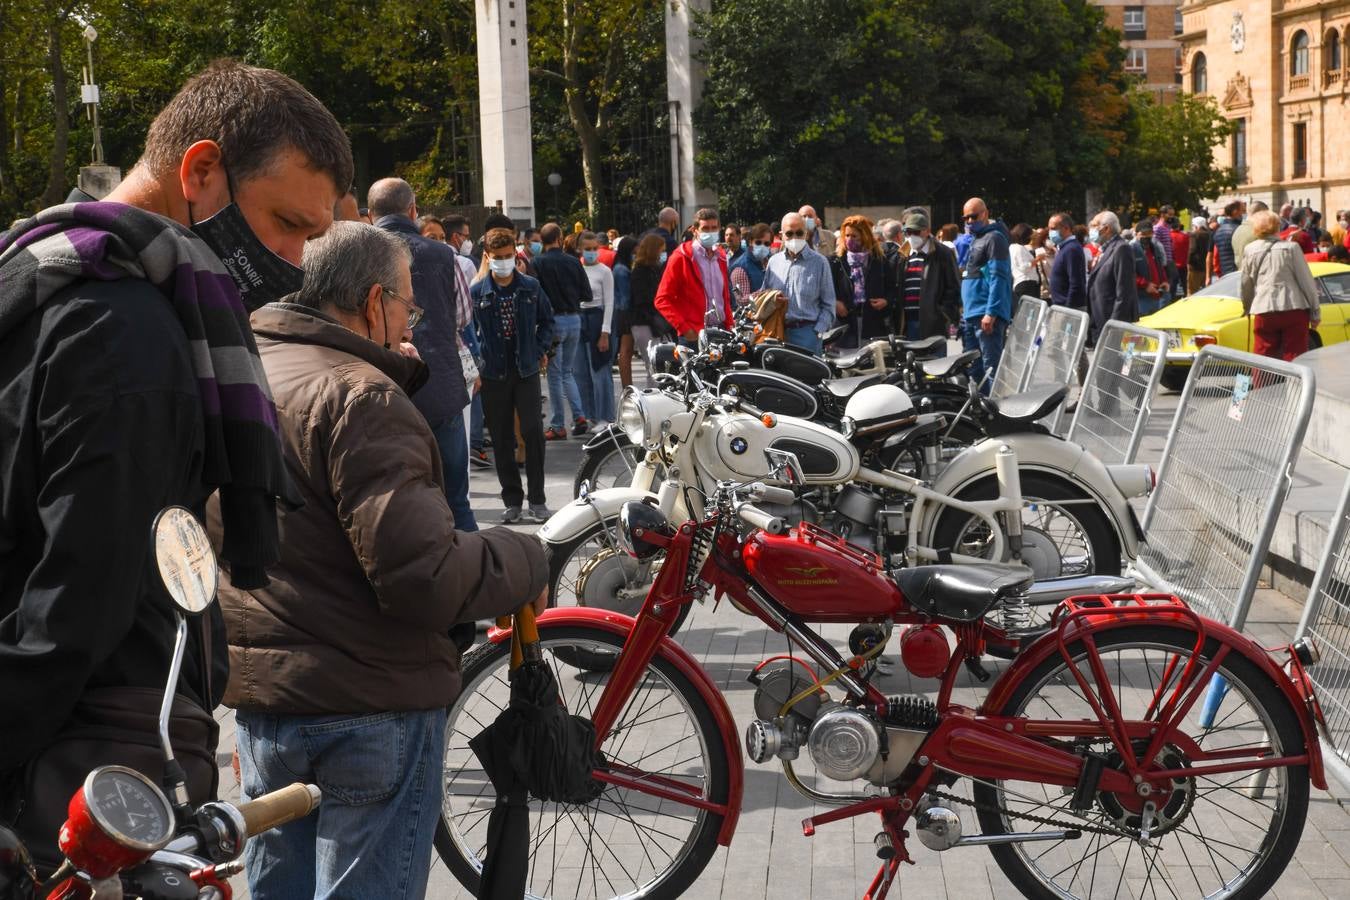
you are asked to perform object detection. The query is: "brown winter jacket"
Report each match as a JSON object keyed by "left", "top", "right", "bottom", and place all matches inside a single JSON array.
[{"left": 208, "top": 303, "right": 548, "bottom": 715}]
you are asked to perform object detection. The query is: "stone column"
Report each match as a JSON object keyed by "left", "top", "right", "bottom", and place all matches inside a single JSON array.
[
  {"left": 666, "top": 0, "right": 716, "bottom": 227},
  {"left": 476, "top": 0, "right": 536, "bottom": 224}
]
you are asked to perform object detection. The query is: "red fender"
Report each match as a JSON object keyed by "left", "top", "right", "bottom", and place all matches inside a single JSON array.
[
  {"left": 982, "top": 608, "right": 1327, "bottom": 790},
  {"left": 487, "top": 607, "right": 744, "bottom": 845}
]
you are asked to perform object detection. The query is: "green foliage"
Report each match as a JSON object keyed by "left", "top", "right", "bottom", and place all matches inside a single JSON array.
[
  {"left": 1107, "top": 88, "right": 1237, "bottom": 214},
  {"left": 695, "top": 0, "right": 1138, "bottom": 223}
]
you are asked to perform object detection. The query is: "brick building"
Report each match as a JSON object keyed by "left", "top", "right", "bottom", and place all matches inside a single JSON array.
[
  {"left": 1178, "top": 0, "right": 1350, "bottom": 216},
  {"left": 1093, "top": 0, "right": 1186, "bottom": 99}
]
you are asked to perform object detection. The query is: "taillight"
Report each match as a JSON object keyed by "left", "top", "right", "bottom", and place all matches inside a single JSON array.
[{"left": 1193, "top": 334, "right": 1217, "bottom": 348}]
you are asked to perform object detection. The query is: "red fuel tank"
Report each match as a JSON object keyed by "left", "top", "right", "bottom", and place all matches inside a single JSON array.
[{"left": 742, "top": 522, "right": 905, "bottom": 622}]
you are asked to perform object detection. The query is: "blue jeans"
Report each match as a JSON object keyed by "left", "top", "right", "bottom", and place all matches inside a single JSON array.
[
  {"left": 580, "top": 307, "right": 615, "bottom": 421},
  {"left": 431, "top": 414, "right": 477, "bottom": 531},
  {"left": 469, "top": 393, "right": 484, "bottom": 451},
  {"left": 572, "top": 308, "right": 598, "bottom": 421},
  {"left": 235, "top": 708, "right": 448, "bottom": 900},
  {"left": 963, "top": 315, "right": 1007, "bottom": 393},
  {"left": 785, "top": 325, "right": 822, "bottom": 355},
  {"left": 547, "top": 313, "right": 586, "bottom": 428}
]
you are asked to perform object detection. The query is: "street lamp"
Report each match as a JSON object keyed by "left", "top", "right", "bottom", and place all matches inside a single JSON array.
[
  {"left": 547, "top": 172, "right": 562, "bottom": 218},
  {"left": 81, "top": 24, "right": 104, "bottom": 165}
]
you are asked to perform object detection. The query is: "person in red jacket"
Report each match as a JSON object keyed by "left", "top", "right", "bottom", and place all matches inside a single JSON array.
[{"left": 654, "top": 207, "right": 733, "bottom": 342}]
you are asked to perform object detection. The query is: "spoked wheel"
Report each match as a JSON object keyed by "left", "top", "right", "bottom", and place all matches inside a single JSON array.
[
  {"left": 436, "top": 626, "right": 729, "bottom": 899},
  {"left": 548, "top": 517, "right": 689, "bottom": 671},
  {"left": 972, "top": 625, "right": 1309, "bottom": 900},
  {"left": 930, "top": 473, "right": 1119, "bottom": 582},
  {"left": 573, "top": 438, "right": 662, "bottom": 497}
]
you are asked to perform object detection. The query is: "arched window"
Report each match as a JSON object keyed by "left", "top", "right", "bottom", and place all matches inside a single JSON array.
[
  {"left": 1327, "top": 29, "right": 1343, "bottom": 71},
  {"left": 1192, "top": 53, "right": 1208, "bottom": 93},
  {"left": 1291, "top": 31, "right": 1310, "bottom": 76}
]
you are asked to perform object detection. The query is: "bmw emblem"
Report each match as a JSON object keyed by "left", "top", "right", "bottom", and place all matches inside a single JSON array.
[{"left": 730, "top": 437, "right": 748, "bottom": 455}]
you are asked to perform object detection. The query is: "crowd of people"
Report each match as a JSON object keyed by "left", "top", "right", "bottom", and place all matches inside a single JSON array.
[{"left": 3, "top": 55, "right": 1349, "bottom": 900}]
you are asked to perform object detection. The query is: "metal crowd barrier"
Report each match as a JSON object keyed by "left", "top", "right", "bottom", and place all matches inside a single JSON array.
[
  {"left": 1064, "top": 320, "right": 1167, "bottom": 464},
  {"left": 1295, "top": 474, "right": 1350, "bottom": 780},
  {"left": 1133, "top": 346, "right": 1316, "bottom": 629},
  {"left": 990, "top": 297, "right": 1047, "bottom": 399},
  {"left": 1021, "top": 305, "right": 1090, "bottom": 432}
]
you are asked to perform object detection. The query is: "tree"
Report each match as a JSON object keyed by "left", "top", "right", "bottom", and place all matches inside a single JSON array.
[
  {"left": 1108, "top": 88, "right": 1237, "bottom": 213},
  {"left": 528, "top": 0, "right": 666, "bottom": 224}
]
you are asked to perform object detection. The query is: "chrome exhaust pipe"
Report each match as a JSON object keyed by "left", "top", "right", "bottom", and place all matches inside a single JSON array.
[{"left": 1023, "top": 574, "right": 1137, "bottom": 607}]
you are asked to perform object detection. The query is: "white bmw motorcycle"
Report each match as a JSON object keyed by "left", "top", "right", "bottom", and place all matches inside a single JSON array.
[{"left": 539, "top": 353, "right": 1150, "bottom": 641}]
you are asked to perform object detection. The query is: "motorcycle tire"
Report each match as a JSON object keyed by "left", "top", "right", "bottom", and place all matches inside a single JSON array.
[
  {"left": 927, "top": 472, "right": 1121, "bottom": 580},
  {"left": 573, "top": 437, "right": 648, "bottom": 498},
  {"left": 436, "top": 624, "right": 729, "bottom": 899},
  {"left": 547, "top": 516, "right": 693, "bottom": 672},
  {"left": 973, "top": 624, "right": 1309, "bottom": 900}
]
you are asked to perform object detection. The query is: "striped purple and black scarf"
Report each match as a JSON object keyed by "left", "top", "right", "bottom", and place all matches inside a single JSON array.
[{"left": 0, "top": 201, "right": 295, "bottom": 589}]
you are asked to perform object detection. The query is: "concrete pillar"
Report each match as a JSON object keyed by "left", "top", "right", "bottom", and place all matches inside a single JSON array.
[
  {"left": 476, "top": 0, "right": 535, "bottom": 224},
  {"left": 666, "top": 0, "right": 716, "bottom": 228}
]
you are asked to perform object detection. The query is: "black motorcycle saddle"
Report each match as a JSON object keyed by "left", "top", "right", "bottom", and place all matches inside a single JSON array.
[
  {"left": 823, "top": 373, "right": 883, "bottom": 401},
  {"left": 893, "top": 335, "right": 947, "bottom": 356},
  {"left": 894, "top": 563, "right": 1034, "bottom": 622},
  {"left": 990, "top": 384, "right": 1067, "bottom": 422},
  {"left": 922, "top": 350, "right": 980, "bottom": 379}
]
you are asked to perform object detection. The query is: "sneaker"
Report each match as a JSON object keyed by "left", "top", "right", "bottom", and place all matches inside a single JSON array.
[
  {"left": 545, "top": 427, "right": 567, "bottom": 441},
  {"left": 572, "top": 417, "right": 590, "bottom": 436},
  {"left": 526, "top": 503, "right": 553, "bottom": 523},
  {"left": 501, "top": 506, "right": 522, "bottom": 524},
  {"left": 470, "top": 448, "right": 492, "bottom": 469}
]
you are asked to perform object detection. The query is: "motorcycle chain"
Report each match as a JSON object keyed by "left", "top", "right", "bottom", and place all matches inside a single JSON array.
[{"left": 922, "top": 786, "right": 1133, "bottom": 839}]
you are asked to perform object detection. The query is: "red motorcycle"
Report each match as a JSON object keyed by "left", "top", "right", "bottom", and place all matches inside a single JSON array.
[{"left": 437, "top": 477, "right": 1329, "bottom": 899}]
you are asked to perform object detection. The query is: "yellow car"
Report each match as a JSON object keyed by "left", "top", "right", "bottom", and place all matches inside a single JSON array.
[{"left": 1140, "top": 261, "right": 1350, "bottom": 390}]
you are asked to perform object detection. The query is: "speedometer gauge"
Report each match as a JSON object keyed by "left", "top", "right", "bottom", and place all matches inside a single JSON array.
[{"left": 58, "top": 765, "right": 175, "bottom": 879}]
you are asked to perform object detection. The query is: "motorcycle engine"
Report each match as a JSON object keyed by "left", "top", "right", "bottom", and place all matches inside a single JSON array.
[{"left": 830, "top": 484, "right": 882, "bottom": 552}]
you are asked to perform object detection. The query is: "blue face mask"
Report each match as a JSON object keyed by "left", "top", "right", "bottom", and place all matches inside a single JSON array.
[
  {"left": 740, "top": 239, "right": 747, "bottom": 250},
  {"left": 1048, "top": 231, "right": 1064, "bottom": 247},
  {"left": 1088, "top": 227, "right": 1101, "bottom": 244},
  {"left": 529, "top": 240, "right": 542, "bottom": 256},
  {"left": 803, "top": 216, "right": 816, "bottom": 232},
  {"left": 659, "top": 252, "right": 667, "bottom": 265},
  {"left": 751, "top": 244, "right": 771, "bottom": 262},
  {"left": 583, "top": 250, "right": 599, "bottom": 265},
  {"left": 698, "top": 231, "right": 719, "bottom": 250}
]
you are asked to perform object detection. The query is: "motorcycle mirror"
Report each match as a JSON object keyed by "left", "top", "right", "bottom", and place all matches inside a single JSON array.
[
  {"left": 152, "top": 506, "right": 217, "bottom": 617},
  {"left": 764, "top": 448, "right": 805, "bottom": 486}
]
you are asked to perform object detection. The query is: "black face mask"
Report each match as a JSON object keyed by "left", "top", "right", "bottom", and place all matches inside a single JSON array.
[{"left": 190, "top": 176, "right": 305, "bottom": 311}]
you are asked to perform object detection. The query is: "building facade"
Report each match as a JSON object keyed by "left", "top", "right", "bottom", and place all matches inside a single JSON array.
[
  {"left": 1179, "top": 0, "right": 1350, "bottom": 216},
  {"left": 1093, "top": 0, "right": 1187, "bottom": 99}
]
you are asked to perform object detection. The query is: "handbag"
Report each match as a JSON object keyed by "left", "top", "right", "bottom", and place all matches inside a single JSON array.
[{"left": 459, "top": 343, "right": 480, "bottom": 395}]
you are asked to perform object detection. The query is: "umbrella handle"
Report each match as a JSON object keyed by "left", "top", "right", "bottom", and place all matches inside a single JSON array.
[{"left": 511, "top": 603, "right": 542, "bottom": 668}]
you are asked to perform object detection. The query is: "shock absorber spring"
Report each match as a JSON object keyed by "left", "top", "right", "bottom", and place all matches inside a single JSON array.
[
  {"left": 998, "top": 592, "right": 1035, "bottom": 634},
  {"left": 684, "top": 523, "right": 714, "bottom": 592}
]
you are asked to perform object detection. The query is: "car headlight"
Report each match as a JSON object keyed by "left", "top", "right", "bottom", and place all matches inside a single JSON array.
[{"left": 619, "top": 393, "right": 648, "bottom": 446}]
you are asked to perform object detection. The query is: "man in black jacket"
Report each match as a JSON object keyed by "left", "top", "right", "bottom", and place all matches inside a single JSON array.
[
  {"left": 0, "top": 60, "right": 352, "bottom": 867},
  {"left": 1086, "top": 210, "right": 1138, "bottom": 342},
  {"left": 890, "top": 211, "right": 960, "bottom": 349}
]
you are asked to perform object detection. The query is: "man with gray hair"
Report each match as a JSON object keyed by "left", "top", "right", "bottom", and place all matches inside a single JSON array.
[
  {"left": 1086, "top": 210, "right": 1138, "bottom": 342},
  {"left": 368, "top": 176, "right": 477, "bottom": 537},
  {"left": 211, "top": 221, "right": 548, "bottom": 899}
]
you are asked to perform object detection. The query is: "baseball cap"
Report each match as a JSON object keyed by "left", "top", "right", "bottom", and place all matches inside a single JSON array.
[{"left": 902, "top": 212, "right": 929, "bottom": 231}]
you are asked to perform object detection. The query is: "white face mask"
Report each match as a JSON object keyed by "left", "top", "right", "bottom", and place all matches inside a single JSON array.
[
  {"left": 907, "top": 234, "right": 924, "bottom": 250},
  {"left": 489, "top": 258, "right": 516, "bottom": 278},
  {"left": 784, "top": 238, "right": 807, "bottom": 255},
  {"left": 459, "top": 238, "right": 474, "bottom": 256},
  {"left": 803, "top": 216, "right": 816, "bottom": 233}
]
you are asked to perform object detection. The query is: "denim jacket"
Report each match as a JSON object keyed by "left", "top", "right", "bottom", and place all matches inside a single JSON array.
[{"left": 471, "top": 272, "right": 556, "bottom": 379}]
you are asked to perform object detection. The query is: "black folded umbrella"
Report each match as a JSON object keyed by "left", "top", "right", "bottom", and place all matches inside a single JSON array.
[{"left": 470, "top": 608, "right": 604, "bottom": 900}]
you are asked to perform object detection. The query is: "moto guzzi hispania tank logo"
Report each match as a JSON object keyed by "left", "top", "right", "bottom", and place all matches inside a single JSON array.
[{"left": 778, "top": 564, "right": 839, "bottom": 586}]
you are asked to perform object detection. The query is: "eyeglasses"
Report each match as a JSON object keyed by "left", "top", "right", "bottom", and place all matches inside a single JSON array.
[
  {"left": 752, "top": 240, "right": 772, "bottom": 247},
  {"left": 902, "top": 228, "right": 922, "bottom": 236},
  {"left": 962, "top": 214, "right": 981, "bottom": 223},
  {"left": 382, "top": 288, "right": 423, "bottom": 329},
  {"left": 783, "top": 229, "right": 805, "bottom": 238}
]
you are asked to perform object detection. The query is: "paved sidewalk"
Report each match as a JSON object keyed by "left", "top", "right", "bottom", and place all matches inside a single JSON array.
[{"left": 212, "top": 365, "right": 1350, "bottom": 898}]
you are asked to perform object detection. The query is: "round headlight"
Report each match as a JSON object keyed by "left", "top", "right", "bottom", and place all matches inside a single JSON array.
[{"left": 619, "top": 393, "right": 647, "bottom": 446}]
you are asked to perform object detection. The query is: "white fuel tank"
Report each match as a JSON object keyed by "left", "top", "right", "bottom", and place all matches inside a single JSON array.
[{"left": 694, "top": 411, "right": 859, "bottom": 485}]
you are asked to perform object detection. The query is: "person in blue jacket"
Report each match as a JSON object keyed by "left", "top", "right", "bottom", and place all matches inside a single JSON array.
[{"left": 959, "top": 197, "right": 1013, "bottom": 391}]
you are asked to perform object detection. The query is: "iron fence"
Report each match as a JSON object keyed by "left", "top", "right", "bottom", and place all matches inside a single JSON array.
[
  {"left": 990, "top": 297, "right": 1047, "bottom": 399},
  {"left": 1022, "top": 305, "right": 1090, "bottom": 432},
  {"left": 1295, "top": 473, "right": 1350, "bottom": 779},
  {"left": 1064, "top": 321, "right": 1168, "bottom": 464},
  {"left": 1133, "top": 346, "right": 1316, "bottom": 628}
]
